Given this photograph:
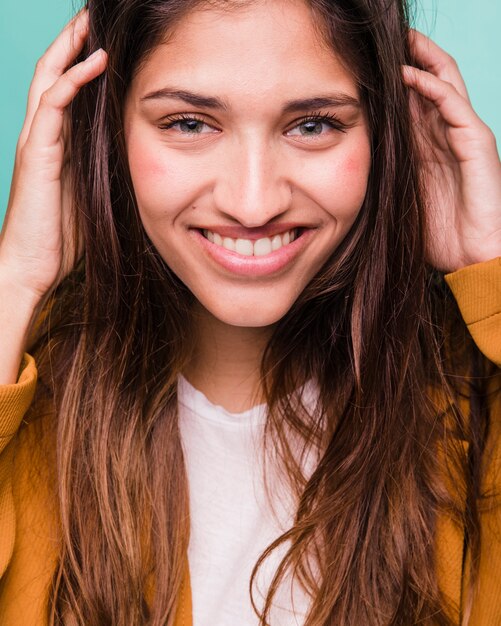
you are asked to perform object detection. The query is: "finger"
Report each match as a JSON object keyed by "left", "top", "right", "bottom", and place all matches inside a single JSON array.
[
  {"left": 408, "top": 30, "right": 469, "bottom": 102},
  {"left": 20, "top": 10, "right": 90, "bottom": 146},
  {"left": 402, "top": 65, "right": 478, "bottom": 131},
  {"left": 26, "top": 49, "right": 107, "bottom": 151}
]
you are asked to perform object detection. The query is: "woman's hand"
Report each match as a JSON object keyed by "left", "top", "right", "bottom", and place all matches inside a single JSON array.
[
  {"left": 0, "top": 10, "right": 107, "bottom": 384},
  {"left": 0, "top": 10, "right": 107, "bottom": 305},
  {"left": 403, "top": 30, "right": 501, "bottom": 272}
]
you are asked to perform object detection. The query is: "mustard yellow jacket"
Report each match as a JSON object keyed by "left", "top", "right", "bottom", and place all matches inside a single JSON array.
[{"left": 0, "top": 259, "right": 500, "bottom": 625}]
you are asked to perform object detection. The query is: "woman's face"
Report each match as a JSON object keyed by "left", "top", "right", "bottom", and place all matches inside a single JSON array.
[{"left": 124, "top": 0, "right": 371, "bottom": 327}]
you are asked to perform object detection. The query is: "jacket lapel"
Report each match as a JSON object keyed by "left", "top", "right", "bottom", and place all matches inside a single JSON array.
[{"left": 173, "top": 558, "right": 193, "bottom": 626}]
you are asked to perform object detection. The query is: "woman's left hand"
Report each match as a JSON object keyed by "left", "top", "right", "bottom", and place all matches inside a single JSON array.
[{"left": 403, "top": 30, "right": 501, "bottom": 272}]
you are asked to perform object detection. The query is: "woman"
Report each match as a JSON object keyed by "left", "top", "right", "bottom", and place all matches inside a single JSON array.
[{"left": 0, "top": 0, "right": 500, "bottom": 624}]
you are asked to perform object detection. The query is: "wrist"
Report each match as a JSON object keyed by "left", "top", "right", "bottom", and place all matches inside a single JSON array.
[
  {"left": 455, "top": 244, "right": 501, "bottom": 272},
  {"left": 0, "top": 271, "right": 43, "bottom": 385},
  {"left": 0, "top": 268, "right": 44, "bottom": 317}
]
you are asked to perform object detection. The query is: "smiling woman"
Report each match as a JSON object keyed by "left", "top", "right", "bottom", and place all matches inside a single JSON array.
[
  {"left": 0, "top": 0, "right": 500, "bottom": 625},
  {"left": 124, "top": 2, "right": 371, "bottom": 329}
]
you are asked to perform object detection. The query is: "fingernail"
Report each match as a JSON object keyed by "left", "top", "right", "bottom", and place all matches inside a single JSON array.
[{"left": 87, "top": 48, "right": 105, "bottom": 61}]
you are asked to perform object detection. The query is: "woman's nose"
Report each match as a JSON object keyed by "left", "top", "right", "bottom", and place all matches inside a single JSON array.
[{"left": 212, "top": 137, "right": 292, "bottom": 227}]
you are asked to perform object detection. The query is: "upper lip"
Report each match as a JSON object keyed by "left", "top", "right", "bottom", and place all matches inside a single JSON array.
[{"left": 192, "top": 223, "right": 313, "bottom": 241}]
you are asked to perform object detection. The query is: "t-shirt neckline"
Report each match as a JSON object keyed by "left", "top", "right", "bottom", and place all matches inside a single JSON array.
[{"left": 177, "top": 374, "right": 268, "bottom": 425}]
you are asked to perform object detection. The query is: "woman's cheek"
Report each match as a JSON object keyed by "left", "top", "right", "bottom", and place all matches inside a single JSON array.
[
  {"left": 341, "top": 152, "right": 371, "bottom": 209},
  {"left": 127, "top": 139, "right": 168, "bottom": 213},
  {"left": 127, "top": 128, "right": 167, "bottom": 177},
  {"left": 308, "top": 147, "right": 371, "bottom": 223},
  {"left": 127, "top": 141, "right": 200, "bottom": 221}
]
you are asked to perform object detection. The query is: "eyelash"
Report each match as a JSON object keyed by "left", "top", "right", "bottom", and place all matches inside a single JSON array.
[
  {"left": 157, "top": 111, "right": 348, "bottom": 134},
  {"left": 292, "top": 111, "right": 348, "bottom": 133},
  {"left": 158, "top": 113, "right": 210, "bottom": 131}
]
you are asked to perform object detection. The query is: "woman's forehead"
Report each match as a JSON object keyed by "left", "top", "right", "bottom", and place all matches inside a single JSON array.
[{"left": 128, "top": 0, "right": 359, "bottom": 105}]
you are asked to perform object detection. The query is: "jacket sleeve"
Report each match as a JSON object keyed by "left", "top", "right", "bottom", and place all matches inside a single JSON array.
[
  {"left": 0, "top": 355, "right": 37, "bottom": 579},
  {"left": 446, "top": 258, "right": 501, "bottom": 622},
  {"left": 445, "top": 257, "right": 501, "bottom": 367}
]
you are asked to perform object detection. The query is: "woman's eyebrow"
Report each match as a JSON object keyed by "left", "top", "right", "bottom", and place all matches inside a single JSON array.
[
  {"left": 140, "top": 89, "right": 227, "bottom": 109},
  {"left": 140, "top": 89, "right": 360, "bottom": 112},
  {"left": 282, "top": 95, "right": 361, "bottom": 113}
]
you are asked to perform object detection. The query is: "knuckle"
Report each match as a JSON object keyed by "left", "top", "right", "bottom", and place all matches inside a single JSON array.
[
  {"left": 444, "top": 53, "right": 458, "bottom": 70},
  {"left": 65, "top": 67, "right": 81, "bottom": 88},
  {"left": 39, "top": 90, "right": 53, "bottom": 108},
  {"left": 446, "top": 80, "right": 456, "bottom": 93},
  {"left": 478, "top": 123, "right": 496, "bottom": 145},
  {"left": 16, "top": 142, "right": 31, "bottom": 166},
  {"left": 15, "top": 140, "right": 27, "bottom": 163},
  {"left": 441, "top": 51, "right": 451, "bottom": 63},
  {"left": 35, "top": 56, "right": 48, "bottom": 75},
  {"left": 441, "top": 79, "right": 456, "bottom": 95},
  {"left": 16, "top": 133, "right": 26, "bottom": 153}
]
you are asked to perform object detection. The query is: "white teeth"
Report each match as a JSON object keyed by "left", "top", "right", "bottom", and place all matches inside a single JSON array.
[
  {"left": 271, "top": 235, "right": 282, "bottom": 251},
  {"left": 203, "top": 228, "right": 297, "bottom": 256},
  {"left": 222, "top": 237, "right": 236, "bottom": 251},
  {"left": 254, "top": 238, "right": 272, "bottom": 256},
  {"left": 235, "top": 238, "right": 254, "bottom": 256}
]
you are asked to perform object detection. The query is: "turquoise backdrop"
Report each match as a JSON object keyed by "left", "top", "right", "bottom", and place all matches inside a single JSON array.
[{"left": 1, "top": 0, "right": 500, "bottom": 223}]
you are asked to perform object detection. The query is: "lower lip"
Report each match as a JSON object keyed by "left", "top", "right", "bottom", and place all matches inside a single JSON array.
[{"left": 190, "top": 229, "right": 315, "bottom": 277}]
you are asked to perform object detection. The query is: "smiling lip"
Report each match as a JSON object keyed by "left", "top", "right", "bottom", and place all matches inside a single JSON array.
[{"left": 190, "top": 226, "right": 315, "bottom": 277}]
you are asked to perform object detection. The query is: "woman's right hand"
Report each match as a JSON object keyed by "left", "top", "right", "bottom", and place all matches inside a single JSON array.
[
  {"left": 0, "top": 10, "right": 107, "bottom": 383},
  {"left": 0, "top": 9, "right": 107, "bottom": 304}
]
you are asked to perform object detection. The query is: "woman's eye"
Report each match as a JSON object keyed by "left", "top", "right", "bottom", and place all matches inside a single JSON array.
[
  {"left": 160, "top": 117, "right": 216, "bottom": 135},
  {"left": 286, "top": 117, "right": 346, "bottom": 139},
  {"left": 289, "top": 120, "right": 329, "bottom": 136}
]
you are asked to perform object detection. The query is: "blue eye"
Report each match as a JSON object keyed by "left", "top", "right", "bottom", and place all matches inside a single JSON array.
[
  {"left": 286, "top": 114, "right": 348, "bottom": 138},
  {"left": 159, "top": 116, "right": 215, "bottom": 134},
  {"left": 176, "top": 119, "right": 209, "bottom": 134},
  {"left": 291, "top": 120, "right": 329, "bottom": 136}
]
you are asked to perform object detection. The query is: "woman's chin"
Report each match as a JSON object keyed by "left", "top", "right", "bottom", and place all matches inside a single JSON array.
[{"left": 196, "top": 297, "right": 294, "bottom": 329}]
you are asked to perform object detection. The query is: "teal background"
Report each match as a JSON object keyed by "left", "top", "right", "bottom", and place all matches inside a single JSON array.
[{"left": 1, "top": 0, "right": 500, "bottom": 224}]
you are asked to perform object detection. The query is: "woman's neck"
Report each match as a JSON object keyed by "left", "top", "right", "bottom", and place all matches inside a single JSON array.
[{"left": 183, "top": 306, "right": 274, "bottom": 413}]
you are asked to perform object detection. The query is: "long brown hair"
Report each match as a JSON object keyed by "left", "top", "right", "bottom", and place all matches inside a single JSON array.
[{"left": 28, "top": 0, "right": 495, "bottom": 624}]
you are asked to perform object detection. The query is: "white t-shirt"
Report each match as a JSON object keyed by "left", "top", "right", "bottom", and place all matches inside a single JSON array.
[{"left": 178, "top": 376, "right": 317, "bottom": 626}]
